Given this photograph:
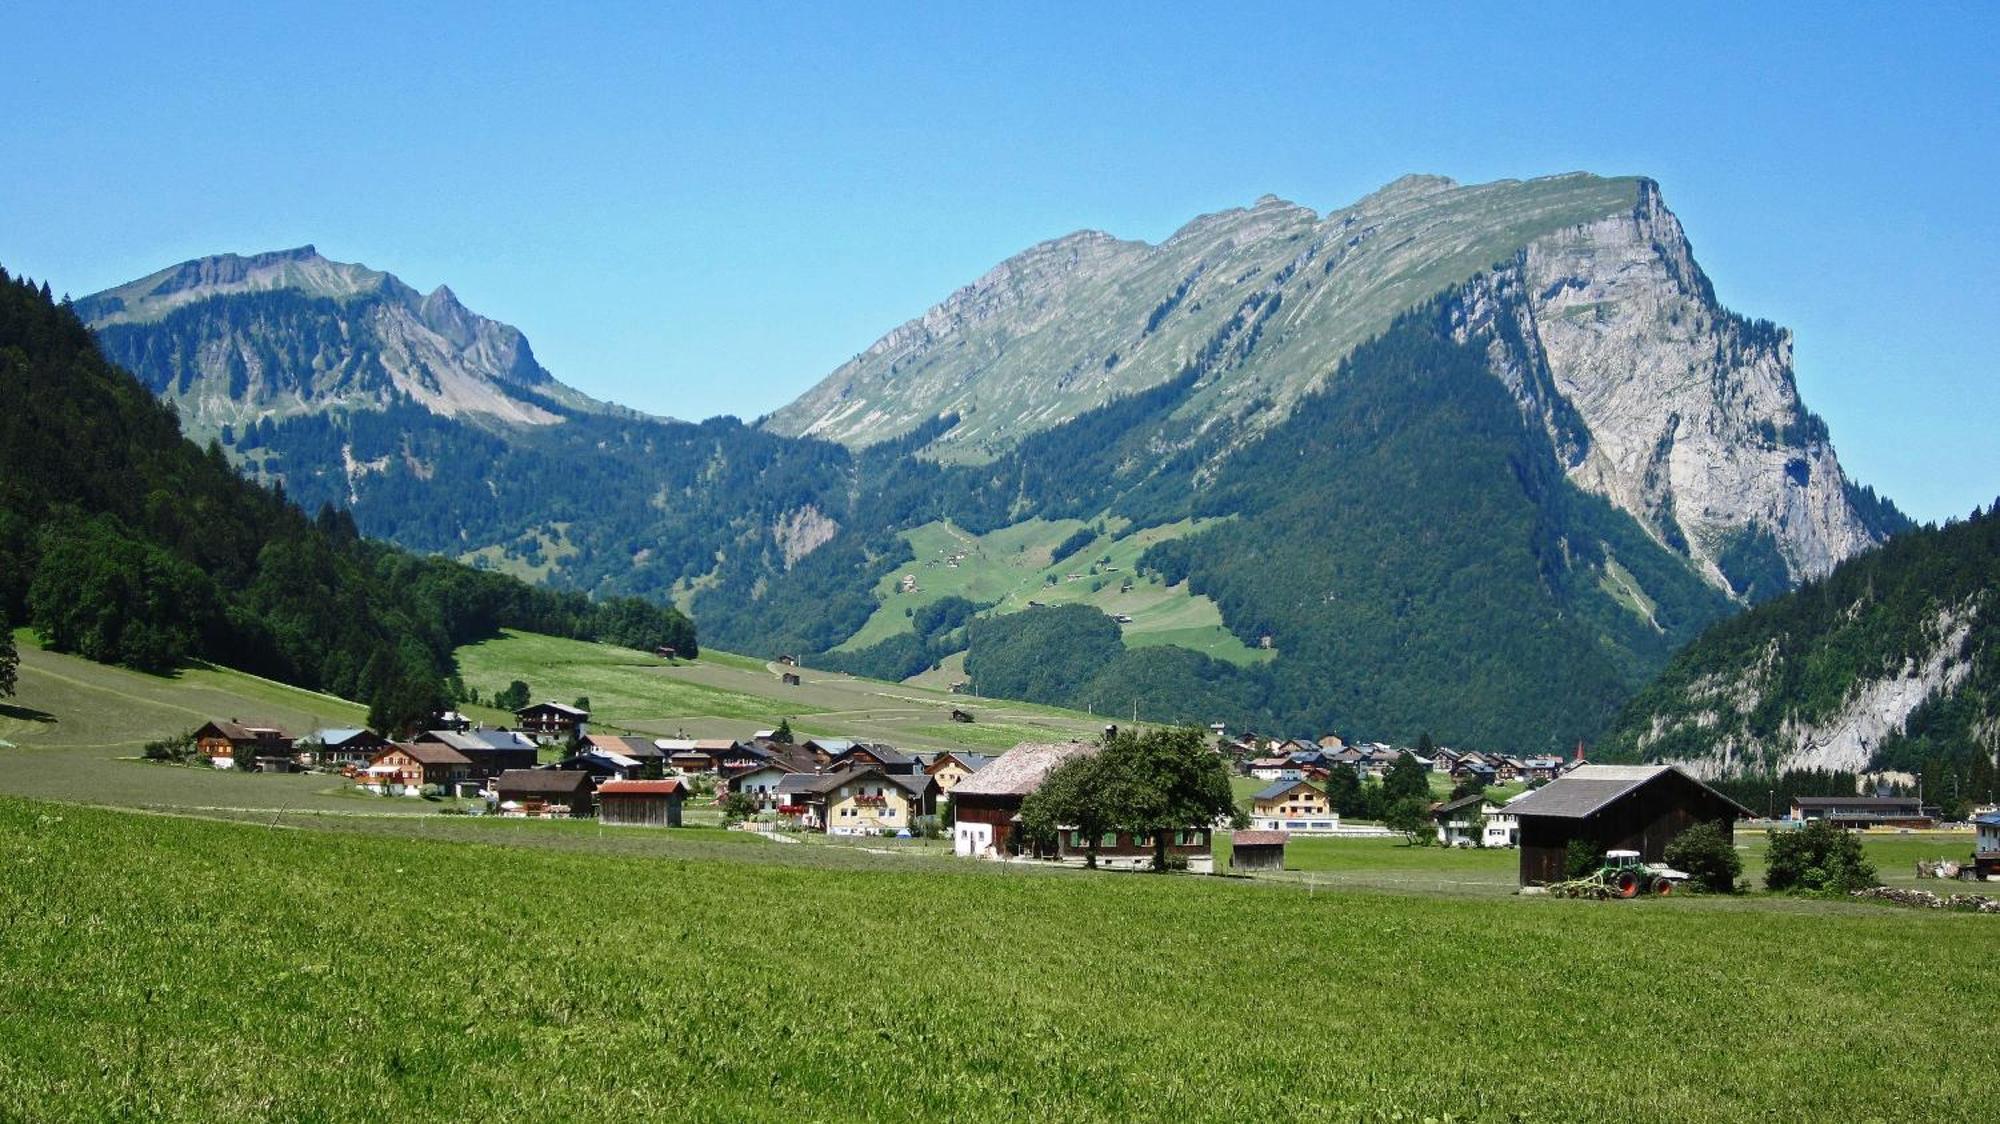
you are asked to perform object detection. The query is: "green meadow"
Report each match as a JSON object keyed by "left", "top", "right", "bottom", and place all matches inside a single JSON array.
[{"left": 2, "top": 797, "right": 1995, "bottom": 1121}]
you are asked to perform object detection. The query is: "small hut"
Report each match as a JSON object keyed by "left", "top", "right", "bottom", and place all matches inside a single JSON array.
[
  {"left": 1230, "top": 830, "right": 1288, "bottom": 872},
  {"left": 597, "top": 779, "right": 687, "bottom": 827}
]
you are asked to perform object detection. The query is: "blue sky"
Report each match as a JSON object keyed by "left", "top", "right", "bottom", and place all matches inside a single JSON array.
[{"left": 4, "top": 2, "right": 1995, "bottom": 522}]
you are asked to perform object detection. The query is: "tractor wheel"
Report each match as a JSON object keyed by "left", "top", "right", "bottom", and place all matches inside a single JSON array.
[
  {"left": 1613, "top": 871, "right": 1641, "bottom": 898},
  {"left": 1652, "top": 877, "right": 1674, "bottom": 896}
]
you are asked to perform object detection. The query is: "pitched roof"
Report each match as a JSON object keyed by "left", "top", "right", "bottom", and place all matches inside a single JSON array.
[
  {"left": 518, "top": 701, "right": 589, "bottom": 718},
  {"left": 951, "top": 741, "right": 1099, "bottom": 798},
  {"left": 1254, "top": 779, "right": 1320, "bottom": 801},
  {"left": 1791, "top": 796, "right": 1923, "bottom": 809},
  {"left": 386, "top": 742, "right": 472, "bottom": 766},
  {"left": 1231, "top": 830, "right": 1289, "bottom": 847},
  {"left": 930, "top": 751, "right": 994, "bottom": 772},
  {"left": 316, "top": 728, "right": 373, "bottom": 745},
  {"left": 1433, "top": 793, "right": 1487, "bottom": 816},
  {"left": 793, "top": 767, "right": 933, "bottom": 798},
  {"left": 495, "top": 768, "right": 591, "bottom": 795},
  {"left": 587, "top": 734, "right": 665, "bottom": 758},
  {"left": 199, "top": 719, "right": 292, "bottom": 741},
  {"left": 1503, "top": 765, "right": 1755, "bottom": 820},
  {"left": 597, "top": 779, "right": 687, "bottom": 796}
]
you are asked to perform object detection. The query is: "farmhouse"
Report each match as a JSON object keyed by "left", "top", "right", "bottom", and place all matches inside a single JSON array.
[
  {"left": 1247, "top": 757, "right": 1298, "bottom": 782},
  {"left": 1432, "top": 793, "right": 1488, "bottom": 847},
  {"left": 1789, "top": 796, "right": 1934, "bottom": 829},
  {"left": 1974, "top": 812, "right": 2000, "bottom": 880},
  {"left": 1484, "top": 791, "right": 1526, "bottom": 847},
  {"left": 1506, "top": 765, "right": 1754, "bottom": 886},
  {"left": 583, "top": 734, "right": 668, "bottom": 774},
  {"left": 554, "top": 748, "right": 645, "bottom": 782},
  {"left": 306, "top": 727, "right": 388, "bottom": 769},
  {"left": 1053, "top": 826, "right": 1214, "bottom": 872},
  {"left": 951, "top": 741, "right": 1099, "bottom": 858},
  {"left": 597, "top": 779, "right": 686, "bottom": 827},
  {"left": 793, "top": 767, "right": 936, "bottom": 836},
  {"left": 828, "top": 743, "right": 919, "bottom": 775},
  {"left": 1229, "top": 829, "right": 1288, "bottom": 872},
  {"left": 367, "top": 743, "right": 471, "bottom": 789},
  {"left": 514, "top": 701, "right": 589, "bottom": 743},
  {"left": 192, "top": 719, "right": 293, "bottom": 767},
  {"left": 416, "top": 728, "right": 539, "bottom": 778},
  {"left": 495, "top": 769, "right": 594, "bottom": 817},
  {"left": 1250, "top": 779, "right": 1339, "bottom": 833}
]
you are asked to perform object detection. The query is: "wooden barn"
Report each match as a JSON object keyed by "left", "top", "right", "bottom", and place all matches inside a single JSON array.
[
  {"left": 949, "top": 740, "right": 1099, "bottom": 859},
  {"left": 1229, "top": 830, "right": 1288, "bottom": 872},
  {"left": 597, "top": 779, "right": 686, "bottom": 827},
  {"left": 495, "top": 769, "right": 594, "bottom": 817},
  {"left": 1507, "top": 765, "right": 1754, "bottom": 886}
]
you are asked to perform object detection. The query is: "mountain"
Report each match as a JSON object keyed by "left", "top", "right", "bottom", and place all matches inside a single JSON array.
[
  {"left": 769, "top": 174, "right": 1900, "bottom": 592},
  {"left": 78, "top": 173, "right": 1908, "bottom": 750},
  {"left": 1601, "top": 504, "right": 1999, "bottom": 786},
  {"left": 77, "top": 246, "right": 609, "bottom": 432},
  {"left": 0, "top": 264, "right": 693, "bottom": 731}
]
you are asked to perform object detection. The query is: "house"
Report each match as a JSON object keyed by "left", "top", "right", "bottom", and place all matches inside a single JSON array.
[
  {"left": 304, "top": 727, "right": 389, "bottom": 769},
  {"left": 925, "top": 751, "right": 993, "bottom": 795},
  {"left": 1229, "top": 829, "right": 1288, "bottom": 872},
  {"left": 665, "top": 738, "right": 748, "bottom": 774},
  {"left": 1484, "top": 791, "right": 1528, "bottom": 848},
  {"left": 415, "top": 728, "right": 538, "bottom": 779},
  {"left": 495, "top": 769, "right": 594, "bottom": 817},
  {"left": 781, "top": 672, "right": 802, "bottom": 686},
  {"left": 1247, "top": 757, "right": 1297, "bottom": 782},
  {"left": 827, "top": 743, "right": 919, "bottom": 775},
  {"left": 802, "top": 737, "right": 857, "bottom": 767},
  {"left": 1432, "top": 793, "right": 1488, "bottom": 847},
  {"left": 793, "top": 767, "right": 937, "bottom": 836},
  {"left": 728, "top": 749, "right": 820, "bottom": 811},
  {"left": 1052, "top": 825, "right": 1214, "bottom": 872},
  {"left": 1453, "top": 760, "right": 1497, "bottom": 788},
  {"left": 192, "top": 719, "right": 294, "bottom": 767},
  {"left": 950, "top": 741, "right": 1100, "bottom": 858},
  {"left": 582, "top": 734, "right": 667, "bottom": 776},
  {"left": 1506, "top": 765, "right": 1755, "bottom": 886},
  {"left": 1316, "top": 735, "right": 1346, "bottom": 751},
  {"left": 554, "top": 748, "right": 645, "bottom": 783},
  {"left": 514, "top": 701, "right": 589, "bottom": 744},
  {"left": 1973, "top": 812, "right": 2000, "bottom": 880},
  {"left": 597, "top": 779, "right": 686, "bottom": 827},
  {"left": 367, "top": 742, "right": 472, "bottom": 789},
  {"left": 1522, "top": 756, "right": 1565, "bottom": 783},
  {"left": 1788, "top": 796, "right": 1934, "bottom": 829},
  {"left": 1429, "top": 747, "right": 1461, "bottom": 774},
  {"left": 1250, "top": 779, "right": 1339, "bottom": 833}
]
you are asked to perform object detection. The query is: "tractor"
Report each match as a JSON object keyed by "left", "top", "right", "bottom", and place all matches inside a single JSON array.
[{"left": 1593, "top": 850, "right": 1687, "bottom": 897}]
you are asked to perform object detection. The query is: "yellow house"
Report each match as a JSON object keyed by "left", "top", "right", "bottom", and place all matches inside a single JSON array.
[
  {"left": 1251, "top": 779, "right": 1340, "bottom": 833},
  {"left": 926, "top": 751, "right": 996, "bottom": 795},
  {"left": 804, "top": 767, "right": 938, "bottom": 836}
]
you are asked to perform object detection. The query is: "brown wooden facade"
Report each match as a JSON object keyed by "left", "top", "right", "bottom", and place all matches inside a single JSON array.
[
  {"left": 597, "top": 780, "right": 686, "bottom": 827},
  {"left": 1517, "top": 771, "right": 1746, "bottom": 886}
]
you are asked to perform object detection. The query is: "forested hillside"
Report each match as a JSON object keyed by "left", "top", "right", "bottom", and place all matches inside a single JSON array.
[
  {"left": 1601, "top": 506, "right": 1999, "bottom": 810},
  {"left": 0, "top": 269, "right": 693, "bottom": 729}
]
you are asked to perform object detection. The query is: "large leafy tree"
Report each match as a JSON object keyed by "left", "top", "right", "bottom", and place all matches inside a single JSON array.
[
  {"left": 0, "top": 612, "right": 16, "bottom": 699},
  {"left": 1100, "top": 725, "right": 1237, "bottom": 872},
  {"left": 1020, "top": 750, "right": 1117, "bottom": 868}
]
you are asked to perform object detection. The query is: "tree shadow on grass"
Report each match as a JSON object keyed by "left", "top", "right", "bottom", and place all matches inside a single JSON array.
[{"left": 0, "top": 702, "right": 57, "bottom": 724}]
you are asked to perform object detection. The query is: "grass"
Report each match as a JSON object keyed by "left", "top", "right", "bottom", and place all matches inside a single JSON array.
[{"left": 3, "top": 795, "right": 1995, "bottom": 1121}]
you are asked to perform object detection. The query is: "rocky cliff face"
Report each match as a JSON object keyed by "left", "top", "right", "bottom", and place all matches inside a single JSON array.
[
  {"left": 769, "top": 173, "right": 1898, "bottom": 593},
  {"left": 77, "top": 246, "right": 605, "bottom": 432}
]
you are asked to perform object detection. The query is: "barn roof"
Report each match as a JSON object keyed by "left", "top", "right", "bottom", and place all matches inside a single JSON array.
[
  {"left": 951, "top": 741, "right": 1099, "bottom": 798},
  {"left": 597, "top": 779, "right": 686, "bottom": 796},
  {"left": 1253, "top": 779, "right": 1319, "bottom": 801},
  {"left": 495, "top": 769, "right": 591, "bottom": 795},
  {"left": 1504, "top": 765, "right": 1754, "bottom": 820},
  {"left": 1231, "top": 830, "right": 1289, "bottom": 846}
]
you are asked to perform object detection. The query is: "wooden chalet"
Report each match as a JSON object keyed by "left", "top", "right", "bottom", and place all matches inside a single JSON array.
[
  {"left": 1229, "top": 829, "right": 1288, "bottom": 872},
  {"left": 790, "top": 767, "right": 937, "bottom": 835},
  {"left": 415, "top": 729, "right": 539, "bottom": 779},
  {"left": 581, "top": 734, "right": 667, "bottom": 775},
  {"left": 307, "top": 727, "right": 389, "bottom": 769},
  {"left": 368, "top": 742, "right": 472, "bottom": 788},
  {"left": 827, "top": 743, "right": 919, "bottom": 775},
  {"left": 514, "top": 701, "right": 589, "bottom": 744},
  {"left": 597, "top": 779, "right": 686, "bottom": 827},
  {"left": 495, "top": 769, "right": 594, "bottom": 817},
  {"left": 193, "top": 719, "right": 294, "bottom": 766},
  {"left": 925, "top": 751, "right": 994, "bottom": 794},
  {"left": 950, "top": 741, "right": 1099, "bottom": 858},
  {"left": 1052, "top": 825, "right": 1213, "bottom": 872},
  {"left": 727, "top": 749, "right": 819, "bottom": 811},
  {"left": 1506, "top": 765, "right": 1754, "bottom": 886}
]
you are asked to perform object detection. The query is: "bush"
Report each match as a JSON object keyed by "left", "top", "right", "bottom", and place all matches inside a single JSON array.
[
  {"left": 1565, "top": 838, "right": 1605, "bottom": 879},
  {"left": 1662, "top": 821, "right": 1742, "bottom": 892},
  {"left": 141, "top": 729, "right": 197, "bottom": 764},
  {"left": 1765, "top": 819, "right": 1878, "bottom": 893},
  {"left": 719, "top": 792, "right": 756, "bottom": 824}
]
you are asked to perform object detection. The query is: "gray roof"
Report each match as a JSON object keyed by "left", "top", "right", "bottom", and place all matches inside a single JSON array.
[
  {"left": 950, "top": 741, "right": 1099, "bottom": 797},
  {"left": 1503, "top": 765, "right": 1754, "bottom": 820},
  {"left": 496, "top": 768, "right": 591, "bottom": 795},
  {"left": 1791, "top": 796, "right": 1922, "bottom": 809},
  {"left": 792, "top": 767, "right": 933, "bottom": 798},
  {"left": 1254, "top": 779, "right": 1320, "bottom": 801}
]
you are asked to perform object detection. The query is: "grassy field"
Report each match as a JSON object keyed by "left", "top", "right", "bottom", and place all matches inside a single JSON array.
[
  {"left": 3, "top": 796, "right": 1994, "bottom": 1121},
  {"left": 836, "top": 517, "right": 1272, "bottom": 667}
]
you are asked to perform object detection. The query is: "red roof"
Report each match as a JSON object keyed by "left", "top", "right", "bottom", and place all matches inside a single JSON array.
[
  {"left": 597, "top": 779, "right": 686, "bottom": 795},
  {"left": 1231, "top": 830, "right": 1290, "bottom": 846}
]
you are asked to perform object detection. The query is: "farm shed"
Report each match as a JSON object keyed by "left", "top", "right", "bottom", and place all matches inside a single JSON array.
[
  {"left": 951, "top": 740, "right": 1099, "bottom": 859},
  {"left": 495, "top": 769, "right": 594, "bottom": 817},
  {"left": 597, "top": 779, "right": 686, "bottom": 827},
  {"left": 1230, "top": 830, "right": 1288, "bottom": 872},
  {"left": 1507, "top": 765, "right": 1754, "bottom": 886}
]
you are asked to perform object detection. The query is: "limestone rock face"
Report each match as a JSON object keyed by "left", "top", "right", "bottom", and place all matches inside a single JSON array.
[{"left": 77, "top": 247, "right": 607, "bottom": 432}]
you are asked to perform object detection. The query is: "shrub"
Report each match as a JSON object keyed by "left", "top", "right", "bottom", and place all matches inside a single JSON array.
[
  {"left": 1662, "top": 821, "right": 1742, "bottom": 892},
  {"left": 1565, "top": 838, "right": 1605, "bottom": 879},
  {"left": 1765, "top": 820, "right": 1878, "bottom": 893},
  {"left": 719, "top": 792, "right": 756, "bottom": 824},
  {"left": 141, "top": 729, "right": 197, "bottom": 764}
]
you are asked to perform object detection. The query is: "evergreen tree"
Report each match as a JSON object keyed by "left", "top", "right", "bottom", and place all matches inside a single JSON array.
[{"left": 1383, "top": 751, "right": 1431, "bottom": 804}]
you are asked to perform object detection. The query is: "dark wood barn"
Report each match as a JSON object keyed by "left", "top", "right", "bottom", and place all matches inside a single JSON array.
[
  {"left": 1229, "top": 829, "right": 1288, "bottom": 872},
  {"left": 1508, "top": 765, "right": 1754, "bottom": 886},
  {"left": 495, "top": 769, "right": 594, "bottom": 817},
  {"left": 597, "top": 779, "right": 686, "bottom": 827}
]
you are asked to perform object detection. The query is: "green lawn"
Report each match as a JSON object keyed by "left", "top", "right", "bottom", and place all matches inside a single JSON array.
[{"left": 3, "top": 796, "right": 1995, "bottom": 1121}]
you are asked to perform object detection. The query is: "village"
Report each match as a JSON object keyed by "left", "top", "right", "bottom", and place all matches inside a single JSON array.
[{"left": 182, "top": 701, "right": 2000, "bottom": 890}]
